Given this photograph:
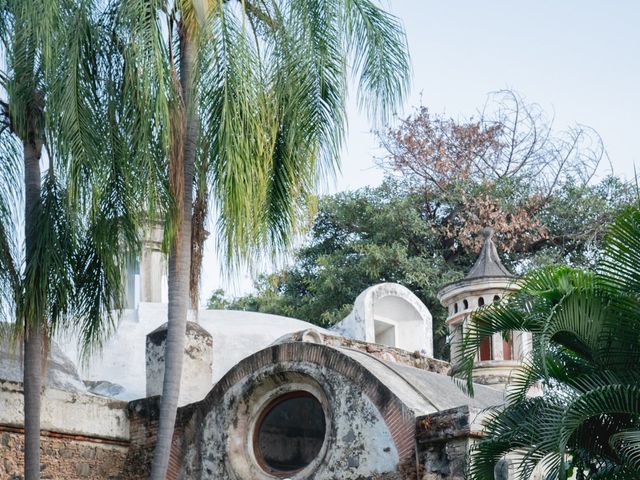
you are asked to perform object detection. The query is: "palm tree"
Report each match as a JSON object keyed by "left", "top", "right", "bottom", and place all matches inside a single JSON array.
[
  {"left": 453, "top": 206, "right": 640, "bottom": 479},
  {"left": 111, "top": 0, "right": 410, "bottom": 477},
  {"left": 0, "top": 2, "right": 141, "bottom": 479}
]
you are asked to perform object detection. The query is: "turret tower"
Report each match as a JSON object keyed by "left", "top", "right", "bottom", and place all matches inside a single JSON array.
[{"left": 437, "top": 228, "right": 532, "bottom": 389}]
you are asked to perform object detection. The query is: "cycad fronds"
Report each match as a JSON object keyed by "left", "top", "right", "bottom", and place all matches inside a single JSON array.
[{"left": 456, "top": 207, "right": 640, "bottom": 479}]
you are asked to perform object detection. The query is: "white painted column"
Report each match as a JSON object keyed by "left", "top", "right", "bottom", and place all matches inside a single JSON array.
[
  {"left": 491, "top": 332, "right": 504, "bottom": 360},
  {"left": 140, "top": 223, "right": 164, "bottom": 303}
]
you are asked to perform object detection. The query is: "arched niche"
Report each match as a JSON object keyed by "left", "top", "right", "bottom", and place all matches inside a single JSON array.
[{"left": 332, "top": 283, "right": 433, "bottom": 356}]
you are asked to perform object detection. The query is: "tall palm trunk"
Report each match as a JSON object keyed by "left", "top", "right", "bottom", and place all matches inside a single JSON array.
[
  {"left": 149, "top": 30, "right": 197, "bottom": 480},
  {"left": 23, "top": 136, "right": 43, "bottom": 480}
]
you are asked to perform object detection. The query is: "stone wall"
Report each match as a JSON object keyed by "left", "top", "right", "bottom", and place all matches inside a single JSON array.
[
  {"left": 276, "top": 331, "right": 450, "bottom": 375},
  {"left": 0, "top": 428, "right": 128, "bottom": 479},
  {"left": 416, "top": 406, "right": 485, "bottom": 480},
  {"left": 0, "top": 380, "right": 130, "bottom": 480}
]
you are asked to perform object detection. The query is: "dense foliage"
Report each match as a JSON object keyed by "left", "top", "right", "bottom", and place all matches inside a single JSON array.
[
  {"left": 0, "top": 2, "right": 142, "bottom": 478},
  {"left": 456, "top": 206, "right": 640, "bottom": 479},
  {"left": 208, "top": 175, "right": 634, "bottom": 358},
  {"left": 208, "top": 93, "right": 635, "bottom": 358}
]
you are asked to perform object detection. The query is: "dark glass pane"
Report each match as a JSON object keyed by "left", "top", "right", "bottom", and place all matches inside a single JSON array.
[{"left": 256, "top": 393, "right": 326, "bottom": 474}]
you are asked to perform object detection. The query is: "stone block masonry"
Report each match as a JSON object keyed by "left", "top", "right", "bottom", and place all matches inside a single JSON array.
[
  {"left": 0, "top": 428, "right": 128, "bottom": 479},
  {"left": 416, "top": 406, "right": 486, "bottom": 480},
  {"left": 0, "top": 380, "right": 130, "bottom": 480}
]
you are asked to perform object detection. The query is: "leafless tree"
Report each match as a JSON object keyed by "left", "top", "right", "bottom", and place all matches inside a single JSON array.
[{"left": 378, "top": 90, "right": 610, "bottom": 255}]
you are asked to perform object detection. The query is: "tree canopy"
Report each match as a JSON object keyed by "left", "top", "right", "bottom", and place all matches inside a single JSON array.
[
  {"left": 112, "top": 0, "right": 411, "bottom": 477},
  {"left": 208, "top": 174, "right": 634, "bottom": 358},
  {"left": 0, "top": 2, "right": 143, "bottom": 478},
  {"left": 208, "top": 92, "right": 636, "bottom": 359}
]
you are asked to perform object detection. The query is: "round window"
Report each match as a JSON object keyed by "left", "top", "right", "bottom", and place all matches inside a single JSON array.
[{"left": 254, "top": 391, "right": 326, "bottom": 476}]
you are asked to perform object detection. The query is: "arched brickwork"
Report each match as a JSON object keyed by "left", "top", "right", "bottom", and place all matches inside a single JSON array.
[{"left": 151, "top": 342, "right": 420, "bottom": 479}]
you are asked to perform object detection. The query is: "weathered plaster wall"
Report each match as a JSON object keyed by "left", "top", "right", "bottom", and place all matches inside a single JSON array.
[
  {"left": 121, "top": 344, "right": 500, "bottom": 480},
  {"left": 0, "top": 380, "right": 129, "bottom": 441},
  {"left": 123, "top": 343, "right": 425, "bottom": 479},
  {"left": 186, "top": 363, "right": 400, "bottom": 479}
]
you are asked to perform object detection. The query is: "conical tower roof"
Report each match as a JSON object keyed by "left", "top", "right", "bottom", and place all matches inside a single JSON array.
[{"left": 464, "top": 227, "right": 513, "bottom": 279}]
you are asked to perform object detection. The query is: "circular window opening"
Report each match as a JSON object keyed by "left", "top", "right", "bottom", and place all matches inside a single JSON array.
[{"left": 254, "top": 391, "right": 326, "bottom": 477}]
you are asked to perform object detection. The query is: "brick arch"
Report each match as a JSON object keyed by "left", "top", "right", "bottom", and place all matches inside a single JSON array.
[{"left": 195, "top": 342, "right": 417, "bottom": 465}]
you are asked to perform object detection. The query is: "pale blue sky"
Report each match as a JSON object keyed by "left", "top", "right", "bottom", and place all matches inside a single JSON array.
[
  {"left": 337, "top": 0, "right": 639, "bottom": 191},
  {"left": 201, "top": 0, "right": 640, "bottom": 300}
]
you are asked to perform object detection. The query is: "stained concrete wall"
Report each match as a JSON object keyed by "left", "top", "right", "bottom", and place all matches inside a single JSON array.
[{"left": 146, "top": 321, "right": 213, "bottom": 406}]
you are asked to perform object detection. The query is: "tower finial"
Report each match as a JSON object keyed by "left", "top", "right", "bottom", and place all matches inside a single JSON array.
[{"left": 482, "top": 226, "right": 494, "bottom": 240}]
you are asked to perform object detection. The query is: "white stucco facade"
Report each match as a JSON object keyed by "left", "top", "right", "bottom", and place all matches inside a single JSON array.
[{"left": 54, "top": 236, "right": 438, "bottom": 405}]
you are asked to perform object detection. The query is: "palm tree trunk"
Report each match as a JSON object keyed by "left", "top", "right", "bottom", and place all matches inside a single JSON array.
[
  {"left": 23, "top": 137, "right": 43, "bottom": 480},
  {"left": 149, "top": 31, "right": 197, "bottom": 480}
]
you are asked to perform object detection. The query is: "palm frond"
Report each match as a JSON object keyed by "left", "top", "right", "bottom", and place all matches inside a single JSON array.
[
  {"left": 600, "top": 206, "right": 640, "bottom": 295},
  {"left": 609, "top": 429, "right": 640, "bottom": 473},
  {"left": 461, "top": 207, "right": 640, "bottom": 479},
  {"left": 342, "top": 0, "right": 410, "bottom": 123},
  {"left": 21, "top": 173, "right": 75, "bottom": 335}
]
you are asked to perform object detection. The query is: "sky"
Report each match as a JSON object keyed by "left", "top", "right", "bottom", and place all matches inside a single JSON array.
[{"left": 199, "top": 0, "right": 640, "bottom": 302}]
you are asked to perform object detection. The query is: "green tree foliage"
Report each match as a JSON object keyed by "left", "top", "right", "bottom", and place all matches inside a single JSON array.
[
  {"left": 455, "top": 206, "right": 640, "bottom": 479},
  {"left": 0, "top": 2, "right": 141, "bottom": 478},
  {"left": 210, "top": 175, "right": 634, "bottom": 358},
  {"left": 209, "top": 92, "right": 634, "bottom": 358}
]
